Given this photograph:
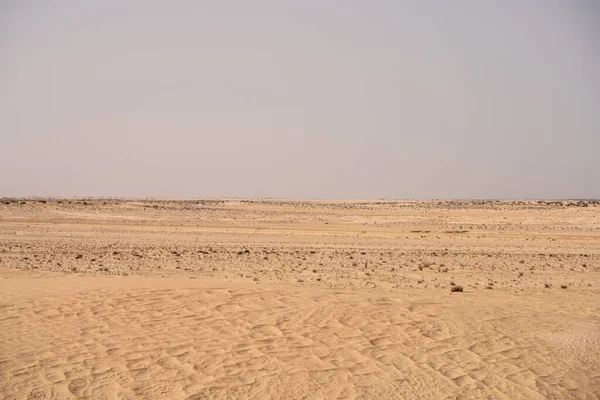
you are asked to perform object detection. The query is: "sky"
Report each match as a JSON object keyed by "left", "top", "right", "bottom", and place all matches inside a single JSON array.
[{"left": 1, "top": 1, "right": 599, "bottom": 199}]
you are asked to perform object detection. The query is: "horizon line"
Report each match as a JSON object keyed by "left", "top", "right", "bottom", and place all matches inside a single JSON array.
[{"left": 2, "top": 196, "right": 599, "bottom": 203}]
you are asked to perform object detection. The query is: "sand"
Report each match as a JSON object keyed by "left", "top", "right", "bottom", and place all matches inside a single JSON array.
[{"left": 1, "top": 199, "right": 599, "bottom": 399}]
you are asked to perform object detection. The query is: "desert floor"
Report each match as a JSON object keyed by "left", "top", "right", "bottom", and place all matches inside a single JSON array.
[{"left": 0, "top": 199, "right": 599, "bottom": 399}]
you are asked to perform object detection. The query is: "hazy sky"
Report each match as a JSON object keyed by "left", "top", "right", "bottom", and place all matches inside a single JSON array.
[{"left": 1, "top": 1, "right": 599, "bottom": 199}]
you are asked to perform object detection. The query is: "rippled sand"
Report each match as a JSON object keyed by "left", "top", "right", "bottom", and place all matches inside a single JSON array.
[{"left": 1, "top": 199, "right": 599, "bottom": 399}]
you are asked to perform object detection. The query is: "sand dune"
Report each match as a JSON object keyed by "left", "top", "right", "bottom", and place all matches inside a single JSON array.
[{"left": 1, "top": 199, "right": 599, "bottom": 399}]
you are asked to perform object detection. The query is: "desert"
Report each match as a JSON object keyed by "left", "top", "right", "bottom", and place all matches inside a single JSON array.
[
  {"left": 0, "top": 198, "right": 599, "bottom": 399},
  {"left": 4, "top": 1, "right": 599, "bottom": 398}
]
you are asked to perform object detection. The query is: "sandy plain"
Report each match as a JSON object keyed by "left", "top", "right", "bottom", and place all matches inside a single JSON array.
[{"left": 0, "top": 198, "right": 599, "bottom": 399}]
